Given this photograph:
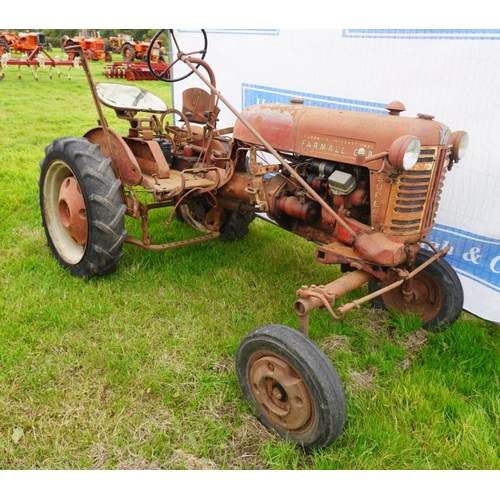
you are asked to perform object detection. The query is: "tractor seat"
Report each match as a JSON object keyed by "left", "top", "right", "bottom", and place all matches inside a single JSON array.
[
  {"left": 182, "top": 87, "right": 211, "bottom": 124},
  {"left": 96, "top": 82, "right": 168, "bottom": 114}
]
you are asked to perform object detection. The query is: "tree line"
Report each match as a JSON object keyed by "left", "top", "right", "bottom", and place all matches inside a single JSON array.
[{"left": 44, "top": 30, "right": 160, "bottom": 43}]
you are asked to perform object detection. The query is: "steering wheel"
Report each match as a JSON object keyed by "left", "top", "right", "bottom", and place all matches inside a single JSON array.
[{"left": 147, "top": 29, "right": 208, "bottom": 83}]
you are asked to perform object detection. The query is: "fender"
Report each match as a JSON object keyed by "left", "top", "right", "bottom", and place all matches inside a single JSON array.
[{"left": 84, "top": 126, "right": 142, "bottom": 185}]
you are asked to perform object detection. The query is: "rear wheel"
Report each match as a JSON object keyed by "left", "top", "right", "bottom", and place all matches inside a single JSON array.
[
  {"left": 39, "top": 137, "right": 127, "bottom": 278},
  {"left": 368, "top": 248, "right": 464, "bottom": 329},
  {"left": 64, "top": 40, "right": 79, "bottom": 60},
  {"left": 236, "top": 324, "right": 347, "bottom": 450},
  {"left": 0, "top": 38, "right": 9, "bottom": 54},
  {"left": 122, "top": 43, "right": 135, "bottom": 62}
]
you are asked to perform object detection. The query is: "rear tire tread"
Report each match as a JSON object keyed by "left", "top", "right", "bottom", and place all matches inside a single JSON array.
[{"left": 39, "top": 137, "right": 127, "bottom": 278}]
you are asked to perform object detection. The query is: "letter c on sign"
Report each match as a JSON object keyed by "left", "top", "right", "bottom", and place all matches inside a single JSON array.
[{"left": 490, "top": 255, "right": 500, "bottom": 274}]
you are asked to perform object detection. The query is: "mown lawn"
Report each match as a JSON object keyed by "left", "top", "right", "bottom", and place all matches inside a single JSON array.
[{"left": 0, "top": 49, "right": 499, "bottom": 471}]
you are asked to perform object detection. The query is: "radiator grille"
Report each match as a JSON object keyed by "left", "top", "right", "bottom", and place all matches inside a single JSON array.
[{"left": 386, "top": 146, "right": 450, "bottom": 236}]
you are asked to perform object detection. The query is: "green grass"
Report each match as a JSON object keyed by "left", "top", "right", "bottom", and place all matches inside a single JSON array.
[{"left": 1, "top": 50, "right": 499, "bottom": 470}]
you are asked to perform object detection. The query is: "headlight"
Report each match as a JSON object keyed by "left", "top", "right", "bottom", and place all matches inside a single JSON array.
[
  {"left": 450, "top": 131, "right": 469, "bottom": 161},
  {"left": 388, "top": 135, "right": 421, "bottom": 171}
]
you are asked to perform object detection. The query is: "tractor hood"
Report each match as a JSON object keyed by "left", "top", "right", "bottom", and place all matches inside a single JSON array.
[{"left": 233, "top": 103, "right": 452, "bottom": 167}]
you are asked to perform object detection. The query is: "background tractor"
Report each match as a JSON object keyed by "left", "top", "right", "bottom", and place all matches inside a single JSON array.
[
  {"left": 0, "top": 31, "right": 50, "bottom": 55},
  {"left": 60, "top": 29, "right": 112, "bottom": 61},
  {"left": 107, "top": 33, "right": 132, "bottom": 54},
  {"left": 121, "top": 37, "right": 164, "bottom": 62},
  {"left": 39, "top": 29, "right": 469, "bottom": 451}
]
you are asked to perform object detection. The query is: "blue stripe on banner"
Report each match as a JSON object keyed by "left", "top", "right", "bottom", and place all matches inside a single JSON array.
[
  {"left": 241, "top": 83, "right": 387, "bottom": 113},
  {"left": 343, "top": 29, "right": 500, "bottom": 40},
  {"left": 426, "top": 225, "right": 500, "bottom": 293}
]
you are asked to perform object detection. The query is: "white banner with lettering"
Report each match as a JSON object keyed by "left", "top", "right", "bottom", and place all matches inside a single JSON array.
[{"left": 172, "top": 29, "right": 500, "bottom": 324}]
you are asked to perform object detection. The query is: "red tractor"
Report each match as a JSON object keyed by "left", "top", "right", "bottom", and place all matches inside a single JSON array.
[
  {"left": 121, "top": 38, "right": 164, "bottom": 62},
  {"left": 61, "top": 30, "right": 112, "bottom": 61},
  {"left": 0, "top": 31, "right": 49, "bottom": 56},
  {"left": 39, "top": 30, "right": 469, "bottom": 450}
]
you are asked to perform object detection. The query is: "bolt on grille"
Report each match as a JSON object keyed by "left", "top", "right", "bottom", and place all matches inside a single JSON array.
[{"left": 386, "top": 146, "right": 450, "bottom": 235}]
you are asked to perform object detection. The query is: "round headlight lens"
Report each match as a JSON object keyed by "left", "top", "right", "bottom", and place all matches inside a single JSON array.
[
  {"left": 389, "top": 135, "right": 421, "bottom": 171},
  {"left": 451, "top": 131, "right": 469, "bottom": 161}
]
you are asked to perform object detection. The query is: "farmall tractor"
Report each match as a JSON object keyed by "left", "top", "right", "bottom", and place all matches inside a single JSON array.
[{"left": 39, "top": 30, "right": 469, "bottom": 450}]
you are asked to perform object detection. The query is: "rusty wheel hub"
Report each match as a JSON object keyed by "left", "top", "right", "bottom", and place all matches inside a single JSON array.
[
  {"left": 58, "top": 176, "right": 88, "bottom": 246},
  {"left": 384, "top": 272, "right": 442, "bottom": 323},
  {"left": 248, "top": 354, "right": 313, "bottom": 433}
]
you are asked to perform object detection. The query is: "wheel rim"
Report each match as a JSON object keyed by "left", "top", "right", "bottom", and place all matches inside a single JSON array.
[
  {"left": 381, "top": 271, "right": 442, "bottom": 323},
  {"left": 43, "top": 160, "right": 87, "bottom": 264},
  {"left": 58, "top": 176, "right": 87, "bottom": 245},
  {"left": 248, "top": 352, "right": 314, "bottom": 434}
]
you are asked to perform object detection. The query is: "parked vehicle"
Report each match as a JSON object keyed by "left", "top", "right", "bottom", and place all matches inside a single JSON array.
[
  {"left": 0, "top": 31, "right": 49, "bottom": 55},
  {"left": 60, "top": 29, "right": 112, "bottom": 61},
  {"left": 39, "top": 29, "right": 469, "bottom": 450},
  {"left": 121, "top": 38, "right": 164, "bottom": 62},
  {"left": 107, "top": 33, "right": 132, "bottom": 54}
]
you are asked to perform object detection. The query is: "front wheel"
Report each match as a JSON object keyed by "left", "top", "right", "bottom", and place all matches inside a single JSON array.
[
  {"left": 236, "top": 324, "right": 347, "bottom": 450},
  {"left": 368, "top": 248, "right": 464, "bottom": 330},
  {"left": 39, "top": 137, "right": 127, "bottom": 278}
]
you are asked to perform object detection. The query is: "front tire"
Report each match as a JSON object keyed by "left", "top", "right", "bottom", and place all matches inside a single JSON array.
[
  {"left": 39, "top": 137, "right": 127, "bottom": 278},
  {"left": 368, "top": 248, "right": 464, "bottom": 330},
  {"left": 236, "top": 324, "right": 347, "bottom": 450}
]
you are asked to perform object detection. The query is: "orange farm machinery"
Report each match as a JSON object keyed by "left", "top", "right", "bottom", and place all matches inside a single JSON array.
[
  {"left": 60, "top": 30, "right": 112, "bottom": 62},
  {"left": 121, "top": 38, "right": 164, "bottom": 62},
  {"left": 0, "top": 31, "right": 51, "bottom": 56}
]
